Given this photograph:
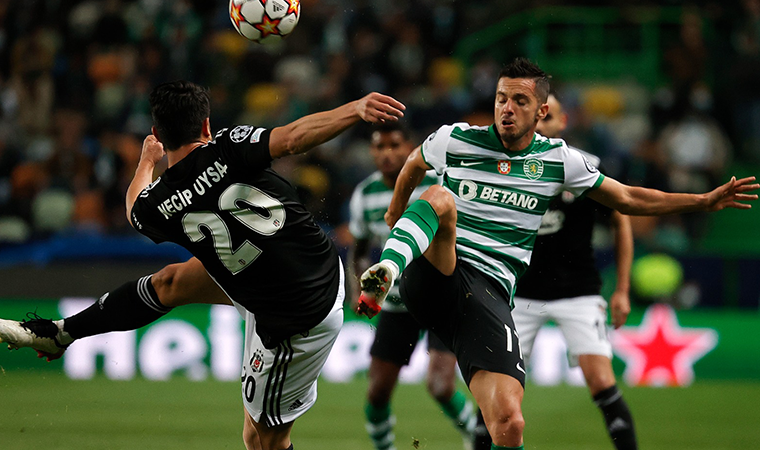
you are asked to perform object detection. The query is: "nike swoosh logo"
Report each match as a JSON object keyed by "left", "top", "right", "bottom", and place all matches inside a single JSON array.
[
  {"left": 516, "top": 363, "right": 526, "bottom": 374},
  {"left": 459, "top": 161, "right": 481, "bottom": 167}
]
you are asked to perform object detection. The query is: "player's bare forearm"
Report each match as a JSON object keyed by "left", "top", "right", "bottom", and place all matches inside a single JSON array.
[
  {"left": 610, "top": 211, "right": 632, "bottom": 296},
  {"left": 269, "top": 93, "right": 405, "bottom": 159},
  {"left": 386, "top": 147, "right": 429, "bottom": 227},
  {"left": 126, "top": 135, "right": 165, "bottom": 224},
  {"left": 588, "top": 176, "right": 759, "bottom": 216},
  {"left": 125, "top": 160, "right": 156, "bottom": 225}
]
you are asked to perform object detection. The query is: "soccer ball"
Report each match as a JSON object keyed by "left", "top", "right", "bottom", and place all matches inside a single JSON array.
[{"left": 229, "top": 0, "right": 301, "bottom": 43}]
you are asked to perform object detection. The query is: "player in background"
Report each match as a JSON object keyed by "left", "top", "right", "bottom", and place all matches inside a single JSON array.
[
  {"left": 348, "top": 122, "right": 476, "bottom": 450},
  {"left": 356, "top": 58, "right": 758, "bottom": 450},
  {"left": 511, "top": 92, "right": 638, "bottom": 449},
  {"left": 0, "top": 81, "right": 406, "bottom": 450}
]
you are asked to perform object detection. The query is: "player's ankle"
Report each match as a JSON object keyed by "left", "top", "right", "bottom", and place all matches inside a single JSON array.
[
  {"left": 382, "top": 261, "right": 399, "bottom": 283},
  {"left": 54, "top": 320, "right": 74, "bottom": 346}
]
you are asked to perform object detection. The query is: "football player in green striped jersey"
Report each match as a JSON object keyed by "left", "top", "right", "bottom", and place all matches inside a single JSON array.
[
  {"left": 348, "top": 122, "right": 476, "bottom": 450},
  {"left": 512, "top": 92, "right": 638, "bottom": 450},
  {"left": 358, "top": 57, "right": 758, "bottom": 450}
]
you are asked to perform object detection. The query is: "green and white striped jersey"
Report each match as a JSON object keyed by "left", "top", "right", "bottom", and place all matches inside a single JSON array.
[
  {"left": 421, "top": 122, "right": 605, "bottom": 302},
  {"left": 349, "top": 170, "right": 441, "bottom": 311}
]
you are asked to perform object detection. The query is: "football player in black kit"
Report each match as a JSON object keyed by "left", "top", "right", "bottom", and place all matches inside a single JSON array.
[
  {"left": 0, "top": 81, "right": 406, "bottom": 450},
  {"left": 512, "top": 92, "right": 638, "bottom": 450}
]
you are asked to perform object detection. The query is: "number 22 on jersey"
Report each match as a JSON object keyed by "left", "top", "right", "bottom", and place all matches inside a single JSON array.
[{"left": 181, "top": 183, "right": 285, "bottom": 275}]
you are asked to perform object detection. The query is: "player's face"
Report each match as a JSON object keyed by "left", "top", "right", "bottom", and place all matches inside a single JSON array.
[
  {"left": 535, "top": 94, "right": 567, "bottom": 139},
  {"left": 370, "top": 130, "right": 413, "bottom": 178},
  {"left": 494, "top": 77, "right": 548, "bottom": 149}
]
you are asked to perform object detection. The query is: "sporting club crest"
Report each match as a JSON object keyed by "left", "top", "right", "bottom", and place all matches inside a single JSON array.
[
  {"left": 523, "top": 158, "right": 544, "bottom": 180},
  {"left": 498, "top": 160, "right": 512, "bottom": 174}
]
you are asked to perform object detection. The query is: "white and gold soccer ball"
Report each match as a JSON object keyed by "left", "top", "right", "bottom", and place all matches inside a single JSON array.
[{"left": 229, "top": 0, "right": 300, "bottom": 43}]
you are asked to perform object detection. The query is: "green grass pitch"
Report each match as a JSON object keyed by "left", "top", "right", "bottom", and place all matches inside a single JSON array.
[{"left": 1, "top": 370, "right": 759, "bottom": 449}]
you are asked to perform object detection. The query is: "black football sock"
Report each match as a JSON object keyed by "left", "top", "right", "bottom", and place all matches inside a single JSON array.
[
  {"left": 63, "top": 275, "right": 172, "bottom": 339},
  {"left": 283, "top": 445, "right": 293, "bottom": 450},
  {"left": 593, "top": 385, "right": 638, "bottom": 450}
]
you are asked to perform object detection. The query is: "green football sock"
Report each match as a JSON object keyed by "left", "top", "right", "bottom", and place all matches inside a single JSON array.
[
  {"left": 380, "top": 200, "right": 439, "bottom": 276},
  {"left": 439, "top": 391, "right": 477, "bottom": 436},
  {"left": 365, "top": 403, "right": 396, "bottom": 450},
  {"left": 491, "top": 444, "right": 524, "bottom": 450}
]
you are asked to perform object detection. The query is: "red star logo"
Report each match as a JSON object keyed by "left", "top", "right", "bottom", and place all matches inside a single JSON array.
[
  {"left": 612, "top": 304, "right": 717, "bottom": 387},
  {"left": 230, "top": 1, "right": 245, "bottom": 29},
  {"left": 286, "top": 0, "right": 300, "bottom": 15},
  {"left": 254, "top": 14, "right": 281, "bottom": 38}
]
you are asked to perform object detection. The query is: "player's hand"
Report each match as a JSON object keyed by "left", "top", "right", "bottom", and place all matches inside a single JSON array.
[
  {"left": 356, "top": 93, "right": 406, "bottom": 124},
  {"left": 384, "top": 205, "right": 404, "bottom": 228},
  {"left": 705, "top": 176, "right": 759, "bottom": 211},
  {"left": 140, "top": 135, "right": 166, "bottom": 167},
  {"left": 609, "top": 290, "right": 631, "bottom": 329}
]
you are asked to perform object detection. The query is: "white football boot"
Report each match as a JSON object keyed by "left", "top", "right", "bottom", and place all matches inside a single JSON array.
[
  {"left": 357, "top": 262, "right": 396, "bottom": 318},
  {"left": 0, "top": 315, "right": 69, "bottom": 359}
]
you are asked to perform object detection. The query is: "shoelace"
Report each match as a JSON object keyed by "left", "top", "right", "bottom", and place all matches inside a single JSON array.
[
  {"left": 22, "top": 311, "right": 47, "bottom": 324},
  {"left": 19, "top": 312, "right": 66, "bottom": 348}
]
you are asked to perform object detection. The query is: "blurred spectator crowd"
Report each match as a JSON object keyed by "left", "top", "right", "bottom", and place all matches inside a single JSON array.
[{"left": 0, "top": 0, "right": 759, "bottom": 256}]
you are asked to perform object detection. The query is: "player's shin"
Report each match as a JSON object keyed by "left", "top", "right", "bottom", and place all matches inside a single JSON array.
[
  {"left": 358, "top": 200, "right": 439, "bottom": 317},
  {"left": 439, "top": 391, "right": 477, "bottom": 444},
  {"left": 365, "top": 403, "right": 397, "bottom": 450},
  {"left": 593, "top": 385, "right": 638, "bottom": 450},
  {"left": 64, "top": 275, "right": 172, "bottom": 339},
  {"left": 379, "top": 199, "right": 439, "bottom": 276}
]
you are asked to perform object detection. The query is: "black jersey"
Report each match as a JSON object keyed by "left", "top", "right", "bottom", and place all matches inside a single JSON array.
[
  {"left": 515, "top": 150, "right": 610, "bottom": 300},
  {"left": 131, "top": 125, "right": 340, "bottom": 347}
]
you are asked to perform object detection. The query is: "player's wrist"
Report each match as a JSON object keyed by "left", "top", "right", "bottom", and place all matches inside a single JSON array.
[{"left": 138, "top": 157, "right": 157, "bottom": 168}]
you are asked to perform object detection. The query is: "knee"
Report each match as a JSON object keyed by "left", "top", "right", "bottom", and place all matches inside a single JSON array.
[
  {"left": 426, "top": 374, "right": 455, "bottom": 403},
  {"left": 584, "top": 369, "right": 616, "bottom": 395},
  {"left": 421, "top": 185, "right": 457, "bottom": 225},
  {"left": 151, "top": 264, "right": 182, "bottom": 307},
  {"left": 486, "top": 401, "right": 525, "bottom": 446}
]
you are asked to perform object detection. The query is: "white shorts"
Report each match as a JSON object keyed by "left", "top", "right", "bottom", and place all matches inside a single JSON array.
[
  {"left": 512, "top": 295, "right": 611, "bottom": 367},
  {"left": 233, "top": 264, "right": 344, "bottom": 427}
]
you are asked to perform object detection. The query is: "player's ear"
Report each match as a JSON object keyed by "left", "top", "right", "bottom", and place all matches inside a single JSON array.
[
  {"left": 537, "top": 102, "right": 550, "bottom": 121},
  {"left": 202, "top": 117, "right": 212, "bottom": 140},
  {"left": 151, "top": 126, "right": 161, "bottom": 142}
]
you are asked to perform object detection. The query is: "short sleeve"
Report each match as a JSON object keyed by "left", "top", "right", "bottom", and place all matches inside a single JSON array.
[
  {"left": 130, "top": 192, "right": 169, "bottom": 244},
  {"left": 214, "top": 125, "right": 272, "bottom": 170},
  {"left": 420, "top": 124, "right": 456, "bottom": 175},
  {"left": 348, "top": 186, "right": 368, "bottom": 240},
  {"left": 561, "top": 146, "right": 605, "bottom": 197}
]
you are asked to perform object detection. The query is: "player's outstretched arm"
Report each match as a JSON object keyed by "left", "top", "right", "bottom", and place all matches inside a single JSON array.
[
  {"left": 126, "top": 135, "right": 165, "bottom": 225},
  {"left": 268, "top": 93, "right": 405, "bottom": 159},
  {"left": 609, "top": 211, "right": 633, "bottom": 329},
  {"left": 385, "top": 146, "right": 431, "bottom": 227},
  {"left": 587, "top": 176, "right": 759, "bottom": 216}
]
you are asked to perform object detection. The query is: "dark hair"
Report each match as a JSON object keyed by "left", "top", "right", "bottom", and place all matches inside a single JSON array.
[
  {"left": 149, "top": 80, "right": 210, "bottom": 150},
  {"left": 498, "top": 57, "right": 551, "bottom": 104},
  {"left": 369, "top": 121, "right": 412, "bottom": 142}
]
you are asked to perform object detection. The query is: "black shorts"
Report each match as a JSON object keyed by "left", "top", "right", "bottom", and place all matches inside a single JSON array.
[
  {"left": 399, "top": 257, "right": 526, "bottom": 386},
  {"left": 370, "top": 309, "right": 450, "bottom": 367}
]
